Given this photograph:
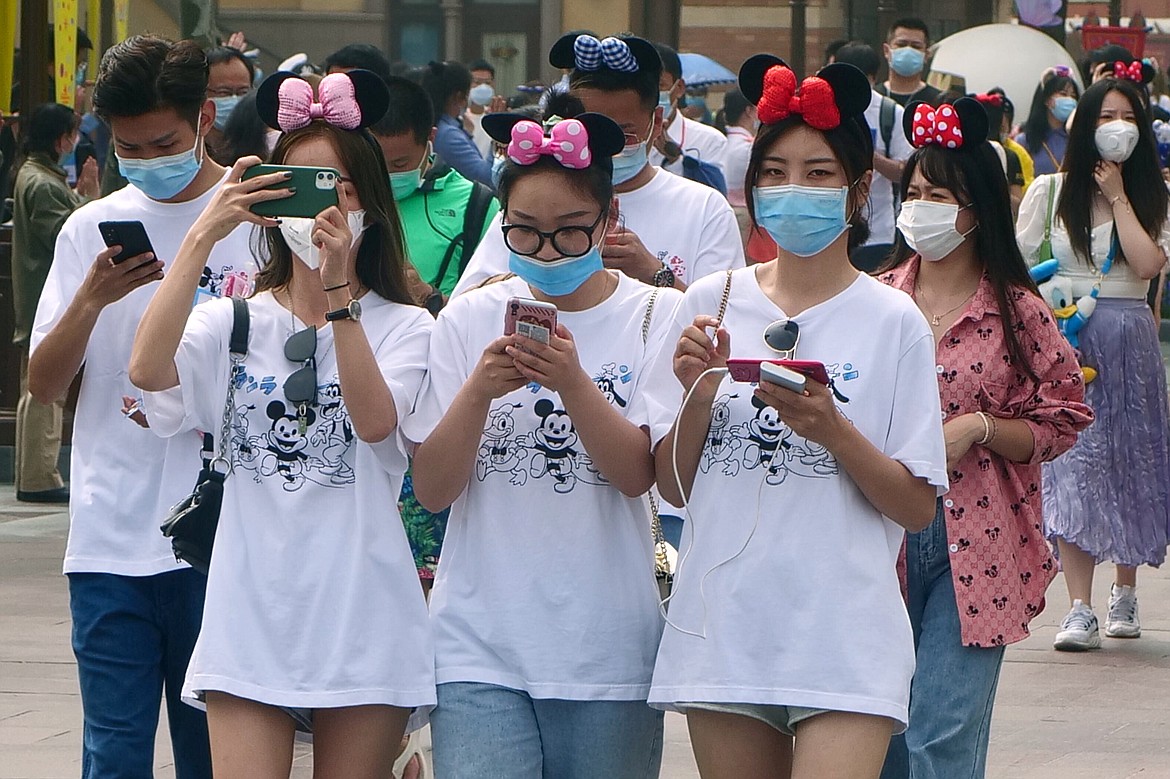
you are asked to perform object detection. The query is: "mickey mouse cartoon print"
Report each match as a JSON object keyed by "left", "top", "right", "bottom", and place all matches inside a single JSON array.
[
  {"left": 526, "top": 398, "right": 607, "bottom": 493},
  {"left": 256, "top": 400, "right": 320, "bottom": 490}
]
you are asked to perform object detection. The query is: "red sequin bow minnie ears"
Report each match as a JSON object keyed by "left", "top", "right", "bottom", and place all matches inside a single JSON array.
[
  {"left": 1114, "top": 60, "right": 1145, "bottom": 82},
  {"left": 757, "top": 64, "right": 840, "bottom": 130},
  {"left": 507, "top": 119, "right": 592, "bottom": 168},
  {"left": 911, "top": 103, "right": 965, "bottom": 149},
  {"left": 738, "top": 55, "right": 871, "bottom": 134}
]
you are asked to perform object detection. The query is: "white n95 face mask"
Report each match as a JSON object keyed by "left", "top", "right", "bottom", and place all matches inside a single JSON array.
[
  {"left": 896, "top": 200, "right": 974, "bottom": 262},
  {"left": 1095, "top": 120, "right": 1140, "bottom": 163},
  {"left": 278, "top": 210, "right": 367, "bottom": 270}
]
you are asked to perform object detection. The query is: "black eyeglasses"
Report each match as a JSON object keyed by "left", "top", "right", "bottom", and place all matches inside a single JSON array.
[
  {"left": 501, "top": 210, "right": 607, "bottom": 258},
  {"left": 283, "top": 326, "right": 318, "bottom": 431},
  {"left": 763, "top": 320, "right": 799, "bottom": 356}
]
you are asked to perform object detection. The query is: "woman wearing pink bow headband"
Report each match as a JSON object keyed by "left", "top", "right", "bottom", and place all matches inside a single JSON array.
[
  {"left": 404, "top": 94, "right": 681, "bottom": 777},
  {"left": 131, "top": 69, "right": 437, "bottom": 777}
]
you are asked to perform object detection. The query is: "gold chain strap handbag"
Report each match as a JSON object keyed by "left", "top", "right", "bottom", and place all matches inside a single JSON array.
[{"left": 650, "top": 269, "right": 734, "bottom": 605}]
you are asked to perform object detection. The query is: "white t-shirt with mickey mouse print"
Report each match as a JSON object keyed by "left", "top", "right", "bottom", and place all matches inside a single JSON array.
[
  {"left": 30, "top": 172, "right": 255, "bottom": 576},
  {"left": 450, "top": 167, "right": 744, "bottom": 295},
  {"left": 402, "top": 272, "right": 682, "bottom": 701},
  {"left": 142, "top": 291, "right": 436, "bottom": 714},
  {"left": 642, "top": 267, "right": 948, "bottom": 729}
]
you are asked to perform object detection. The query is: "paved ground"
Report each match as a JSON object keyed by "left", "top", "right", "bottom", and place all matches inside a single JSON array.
[{"left": 1, "top": 486, "right": 1168, "bottom": 779}]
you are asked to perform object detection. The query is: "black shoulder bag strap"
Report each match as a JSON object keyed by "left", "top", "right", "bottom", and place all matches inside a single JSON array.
[{"left": 200, "top": 297, "right": 250, "bottom": 466}]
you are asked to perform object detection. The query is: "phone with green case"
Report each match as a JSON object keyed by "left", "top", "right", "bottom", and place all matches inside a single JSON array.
[{"left": 241, "top": 164, "right": 341, "bottom": 218}]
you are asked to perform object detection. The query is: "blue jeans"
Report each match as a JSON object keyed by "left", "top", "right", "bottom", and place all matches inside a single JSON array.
[
  {"left": 430, "top": 682, "right": 663, "bottom": 779},
  {"left": 68, "top": 570, "right": 212, "bottom": 779},
  {"left": 880, "top": 503, "right": 1006, "bottom": 779}
]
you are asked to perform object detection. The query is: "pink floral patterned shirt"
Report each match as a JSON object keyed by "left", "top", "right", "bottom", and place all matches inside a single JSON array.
[{"left": 882, "top": 260, "right": 1094, "bottom": 647}]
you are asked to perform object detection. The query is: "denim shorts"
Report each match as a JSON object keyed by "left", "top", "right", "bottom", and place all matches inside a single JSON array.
[{"left": 680, "top": 702, "right": 829, "bottom": 737}]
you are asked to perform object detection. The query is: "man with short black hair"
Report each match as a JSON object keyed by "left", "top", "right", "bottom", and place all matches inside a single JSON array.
[
  {"left": 371, "top": 76, "right": 498, "bottom": 302},
  {"left": 833, "top": 41, "right": 913, "bottom": 248},
  {"left": 28, "top": 36, "right": 257, "bottom": 777},
  {"left": 650, "top": 41, "right": 728, "bottom": 181},
  {"left": 323, "top": 42, "right": 393, "bottom": 83},
  {"left": 878, "top": 18, "right": 943, "bottom": 107},
  {"left": 465, "top": 58, "right": 501, "bottom": 158}
]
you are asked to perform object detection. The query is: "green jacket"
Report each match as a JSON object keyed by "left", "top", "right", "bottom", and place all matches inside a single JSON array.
[
  {"left": 12, "top": 153, "right": 84, "bottom": 347},
  {"left": 396, "top": 163, "right": 498, "bottom": 297}
]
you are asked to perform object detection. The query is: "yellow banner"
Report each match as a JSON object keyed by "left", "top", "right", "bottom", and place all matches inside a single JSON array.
[
  {"left": 54, "top": 0, "right": 79, "bottom": 108},
  {"left": 88, "top": 0, "right": 101, "bottom": 76},
  {"left": 0, "top": 0, "right": 16, "bottom": 113},
  {"left": 115, "top": 0, "right": 129, "bottom": 43}
]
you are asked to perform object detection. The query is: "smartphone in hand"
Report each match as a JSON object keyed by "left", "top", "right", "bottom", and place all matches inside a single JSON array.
[
  {"left": 241, "top": 164, "right": 341, "bottom": 218},
  {"left": 98, "top": 220, "right": 156, "bottom": 265},
  {"left": 504, "top": 297, "right": 558, "bottom": 345}
]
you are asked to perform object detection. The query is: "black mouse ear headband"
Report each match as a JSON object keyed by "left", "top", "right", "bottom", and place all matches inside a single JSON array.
[
  {"left": 549, "top": 32, "right": 662, "bottom": 81},
  {"left": 738, "top": 54, "right": 871, "bottom": 130},
  {"left": 255, "top": 69, "right": 390, "bottom": 132},
  {"left": 482, "top": 112, "right": 625, "bottom": 169},
  {"left": 1111, "top": 58, "right": 1157, "bottom": 85},
  {"left": 903, "top": 97, "right": 989, "bottom": 152}
]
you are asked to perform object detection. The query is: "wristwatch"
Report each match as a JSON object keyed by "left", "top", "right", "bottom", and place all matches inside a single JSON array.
[
  {"left": 652, "top": 266, "right": 676, "bottom": 288},
  {"left": 325, "top": 299, "right": 362, "bottom": 322}
]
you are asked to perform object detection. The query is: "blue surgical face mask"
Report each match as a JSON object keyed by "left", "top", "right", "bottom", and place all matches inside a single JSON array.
[
  {"left": 211, "top": 95, "right": 242, "bottom": 131},
  {"left": 389, "top": 143, "right": 431, "bottom": 201},
  {"left": 658, "top": 90, "right": 674, "bottom": 115},
  {"left": 508, "top": 245, "right": 604, "bottom": 297},
  {"left": 1052, "top": 96, "right": 1077, "bottom": 122},
  {"left": 890, "top": 46, "right": 926, "bottom": 78},
  {"left": 612, "top": 139, "right": 649, "bottom": 186},
  {"left": 753, "top": 184, "right": 851, "bottom": 257},
  {"left": 469, "top": 83, "right": 495, "bottom": 107},
  {"left": 117, "top": 132, "right": 204, "bottom": 201}
]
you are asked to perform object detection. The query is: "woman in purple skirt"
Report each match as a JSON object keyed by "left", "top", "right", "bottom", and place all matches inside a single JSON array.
[{"left": 1017, "top": 76, "right": 1170, "bottom": 651}]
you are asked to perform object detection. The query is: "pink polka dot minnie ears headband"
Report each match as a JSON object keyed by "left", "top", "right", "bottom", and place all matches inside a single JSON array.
[
  {"left": 255, "top": 69, "right": 390, "bottom": 133},
  {"left": 482, "top": 112, "right": 625, "bottom": 171},
  {"left": 905, "top": 97, "right": 990, "bottom": 153}
]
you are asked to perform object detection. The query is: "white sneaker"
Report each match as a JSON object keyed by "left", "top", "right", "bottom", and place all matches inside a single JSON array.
[
  {"left": 1054, "top": 600, "right": 1101, "bottom": 651},
  {"left": 1105, "top": 584, "right": 1141, "bottom": 638}
]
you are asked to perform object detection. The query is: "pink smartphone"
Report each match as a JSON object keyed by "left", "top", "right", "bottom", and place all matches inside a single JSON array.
[
  {"left": 504, "top": 297, "right": 558, "bottom": 344},
  {"left": 726, "top": 358, "right": 831, "bottom": 386}
]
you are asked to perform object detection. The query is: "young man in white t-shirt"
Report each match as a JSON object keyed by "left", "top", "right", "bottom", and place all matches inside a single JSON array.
[
  {"left": 27, "top": 36, "right": 254, "bottom": 778},
  {"left": 452, "top": 35, "right": 744, "bottom": 296},
  {"left": 649, "top": 42, "right": 729, "bottom": 181}
]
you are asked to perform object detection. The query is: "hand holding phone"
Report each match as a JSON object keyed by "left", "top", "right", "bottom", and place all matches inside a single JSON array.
[
  {"left": 99, "top": 221, "right": 156, "bottom": 265},
  {"left": 727, "top": 358, "right": 831, "bottom": 388},
  {"left": 504, "top": 297, "right": 558, "bottom": 345},
  {"left": 241, "top": 164, "right": 340, "bottom": 218},
  {"left": 84, "top": 234, "right": 165, "bottom": 308}
]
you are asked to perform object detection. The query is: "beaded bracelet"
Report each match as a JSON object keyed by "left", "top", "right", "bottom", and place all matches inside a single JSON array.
[{"left": 976, "top": 412, "right": 993, "bottom": 446}]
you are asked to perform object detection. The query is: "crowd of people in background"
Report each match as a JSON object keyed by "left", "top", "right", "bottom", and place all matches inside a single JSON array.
[{"left": 3, "top": 12, "right": 1168, "bottom": 779}]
